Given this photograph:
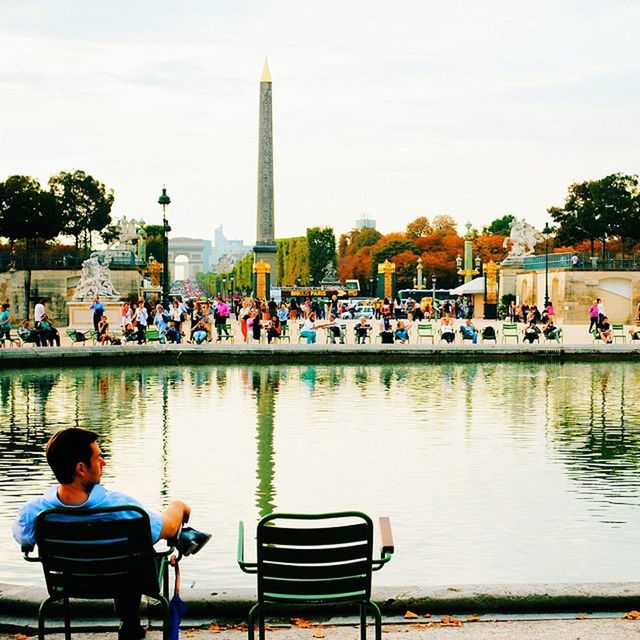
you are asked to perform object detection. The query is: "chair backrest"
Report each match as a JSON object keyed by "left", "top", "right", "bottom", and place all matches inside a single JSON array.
[
  {"left": 35, "top": 506, "right": 160, "bottom": 599},
  {"left": 502, "top": 323, "right": 518, "bottom": 336},
  {"left": 256, "top": 512, "right": 374, "bottom": 605},
  {"left": 146, "top": 327, "right": 160, "bottom": 341},
  {"left": 482, "top": 326, "right": 496, "bottom": 338},
  {"left": 417, "top": 322, "right": 433, "bottom": 336},
  {"left": 612, "top": 324, "right": 625, "bottom": 334}
]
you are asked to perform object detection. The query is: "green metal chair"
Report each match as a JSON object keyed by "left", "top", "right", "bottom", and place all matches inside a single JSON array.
[
  {"left": 24, "top": 505, "right": 172, "bottom": 640},
  {"left": 238, "top": 511, "right": 394, "bottom": 640},
  {"left": 416, "top": 322, "right": 435, "bottom": 344},
  {"left": 612, "top": 324, "right": 626, "bottom": 343},
  {"left": 501, "top": 323, "right": 519, "bottom": 343}
]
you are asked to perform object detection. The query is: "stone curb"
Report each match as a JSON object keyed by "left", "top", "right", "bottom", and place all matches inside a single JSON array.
[
  {"left": 1, "top": 344, "right": 640, "bottom": 370},
  {"left": 3, "top": 583, "right": 640, "bottom": 623}
]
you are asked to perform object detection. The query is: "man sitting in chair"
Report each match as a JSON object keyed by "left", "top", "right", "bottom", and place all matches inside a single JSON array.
[
  {"left": 459, "top": 318, "right": 478, "bottom": 344},
  {"left": 13, "top": 428, "right": 211, "bottom": 640}
]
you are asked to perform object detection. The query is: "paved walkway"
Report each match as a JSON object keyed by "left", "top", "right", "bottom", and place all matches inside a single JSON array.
[{"left": 3, "top": 617, "right": 640, "bottom": 640}]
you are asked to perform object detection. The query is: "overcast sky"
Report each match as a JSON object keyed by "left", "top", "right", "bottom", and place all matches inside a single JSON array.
[{"left": 1, "top": 1, "right": 639, "bottom": 245}]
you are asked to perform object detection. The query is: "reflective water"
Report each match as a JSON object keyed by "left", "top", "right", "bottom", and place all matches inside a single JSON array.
[{"left": 1, "top": 363, "right": 640, "bottom": 588}]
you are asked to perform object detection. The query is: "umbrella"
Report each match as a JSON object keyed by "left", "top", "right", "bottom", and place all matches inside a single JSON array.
[{"left": 169, "top": 556, "right": 187, "bottom": 640}]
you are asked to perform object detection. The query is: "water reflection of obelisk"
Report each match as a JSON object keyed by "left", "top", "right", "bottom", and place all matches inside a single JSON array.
[
  {"left": 253, "top": 58, "right": 278, "bottom": 287},
  {"left": 253, "top": 370, "right": 279, "bottom": 517}
]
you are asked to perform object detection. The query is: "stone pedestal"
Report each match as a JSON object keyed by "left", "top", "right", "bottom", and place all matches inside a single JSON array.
[
  {"left": 499, "top": 265, "right": 519, "bottom": 299},
  {"left": 67, "top": 301, "right": 122, "bottom": 329}
]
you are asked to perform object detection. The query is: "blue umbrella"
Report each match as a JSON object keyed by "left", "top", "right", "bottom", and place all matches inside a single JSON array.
[{"left": 169, "top": 557, "right": 187, "bottom": 640}]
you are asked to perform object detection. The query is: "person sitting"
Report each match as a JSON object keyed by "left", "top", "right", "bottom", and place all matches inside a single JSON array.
[
  {"left": 523, "top": 320, "right": 541, "bottom": 343},
  {"left": 18, "top": 320, "right": 42, "bottom": 346},
  {"left": 459, "top": 319, "right": 478, "bottom": 344},
  {"left": 394, "top": 319, "right": 412, "bottom": 344},
  {"left": 0, "top": 303, "right": 12, "bottom": 347},
  {"left": 440, "top": 316, "right": 456, "bottom": 343},
  {"left": 378, "top": 314, "right": 394, "bottom": 344},
  {"left": 97, "top": 315, "right": 114, "bottom": 345},
  {"left": 299, "top": 312, "right": 320, "bottom": 344},
  {"left": 354, "top": 317, "right": 372, "bottom": 344},
  {"left": 266, "top": 315, "right": 282, "bottom": 344},
  {"left": 13, "top": 428, "right": 211, "bottom": 640},
  {"left": 122, "top": 322, "right": 137, "bottom": 343},
  {"left": 324, "top": 315, "right": 344, "bottom": 344},
  {"left": 543, "top": 318, "right": 561, "bottom": 342},
  {"left": 39, "top": 314, "right": 61, "bottom": 347},
  {"left": 191, "top": 318, "right": 209, "bottom": 344},
  {"left": 165, "top": 320, "right": 182, "bottom": 344},
  {"left": 629, "top": 326, "right": 640, "bottom": 341},
  {"left": 598, "top": 316, "right": 613, "bottom": 343}
]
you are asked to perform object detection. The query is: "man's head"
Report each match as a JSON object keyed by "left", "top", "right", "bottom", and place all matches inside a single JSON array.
[{"left": 45, "top": 428, "right": 104, "bottom": 486}]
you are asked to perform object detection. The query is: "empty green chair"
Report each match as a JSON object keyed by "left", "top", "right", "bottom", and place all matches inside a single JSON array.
[{"left": 238, "top": 511, "right": 394, "bottom": 640}]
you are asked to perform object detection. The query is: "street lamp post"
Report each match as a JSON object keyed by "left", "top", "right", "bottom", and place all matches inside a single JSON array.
[
  {"left": 157, "top": 187, "right": 171, "bottom": 305},
  {"left": 431, "top": 274, "right": 437, "bottom": 319},
  {"left": 543, "top": 222, "right": 552, "bottom": 308},
  {"left": 230, "top": 275, "right": 235, "bottom": 298}
]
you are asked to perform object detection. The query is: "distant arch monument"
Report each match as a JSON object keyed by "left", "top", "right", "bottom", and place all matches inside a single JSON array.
[{"left": 168, "top": 237, "right": 212, "bottom": 281}]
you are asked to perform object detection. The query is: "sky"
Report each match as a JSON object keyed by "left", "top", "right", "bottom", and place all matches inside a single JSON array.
[{"left": 1, "top": 1, "right": 639, "bottom": 246}]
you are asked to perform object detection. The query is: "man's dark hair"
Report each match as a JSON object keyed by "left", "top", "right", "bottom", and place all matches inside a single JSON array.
[{"left": 45, "top": 428, "right": 100, "bottom": 484}]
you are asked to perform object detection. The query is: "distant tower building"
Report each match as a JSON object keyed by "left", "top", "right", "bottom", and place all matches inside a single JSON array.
[
  {"left": 253, "top": 58, "right": 277, "bottom": 284},
  {"left": 355, "top": 215, "right": 377, "bottom": 230}
]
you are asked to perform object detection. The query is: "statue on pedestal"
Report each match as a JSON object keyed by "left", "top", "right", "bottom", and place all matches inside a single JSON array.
[
  {"left": 501, "top": 219, "right": 544, "bottom": 265},
  {"left": 73, "top": 253, "right": 120, "bottom": 300}
]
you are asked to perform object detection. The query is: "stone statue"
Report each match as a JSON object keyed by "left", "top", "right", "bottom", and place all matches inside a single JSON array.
[
  {"left": 117, "top": 216, "right": 140, "bottom": 245},
  {"left": 502, "top": 219, "right": 544, "bottom": 264},
  {"left": 321, "top": 261, "right": 339, "bottom": 283},
  {"left": 73, "top": 253, "right": 120, "bottom": 300}
]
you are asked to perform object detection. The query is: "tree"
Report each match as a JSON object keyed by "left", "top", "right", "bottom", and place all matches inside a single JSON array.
[
  {"left": 405, "top": 216, "right": 433, "bottom": 239},
  {"left": 306, "top": 227, "right": 336, "bottom": 285},
  {"left": 142, "top": 224, "right": 170, "bottom": 263},
  {"left": 49, "top": 170, "right": 114, "bottom": 252},
  {"left": 432, "top": 214, "right": 457, "bottom": 233},
  {"left": 370, "top": 235, "right": 417, "bottom": 274},
  {"left": 338, "top": 227, "right": 382, "bottom": 258},
  {"left": 484, "top": 214, "right": 514, "bottom": 235},
  {"left": 0, "top": 175, "right": 62, "bottom": 254}
]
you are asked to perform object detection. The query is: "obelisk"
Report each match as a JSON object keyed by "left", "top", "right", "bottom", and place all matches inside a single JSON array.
[{"left": 253, "top": 58, "right": 277, "bottom": 286}]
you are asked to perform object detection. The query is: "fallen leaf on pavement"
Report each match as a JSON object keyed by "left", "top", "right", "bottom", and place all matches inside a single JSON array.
[
  {"left": 312, "top": 633, "right": 325, "bottom": 638},
  {"left": 624, "top": 611, "right": 640, "bottom": 620},
  {"left": 404, "top": 611, "right": 419, "bottom": 619},
  {"left": 466, "top": 615, "right": 480, "bottom": 622},
  {"left": 291, "top": 618, "right": 313, "bottom": 628}
]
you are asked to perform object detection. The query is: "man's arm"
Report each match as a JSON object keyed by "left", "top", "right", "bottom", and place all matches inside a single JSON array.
[{"left": 159, "top": 500, "right": 191, "bottom": 540}]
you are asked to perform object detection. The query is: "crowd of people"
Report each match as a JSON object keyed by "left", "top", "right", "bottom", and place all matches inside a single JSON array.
[{"left": 2, "top": 292, "right": 639, "bottom": 349}]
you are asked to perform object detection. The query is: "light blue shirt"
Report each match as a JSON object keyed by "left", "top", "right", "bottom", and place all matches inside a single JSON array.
[{"left": 13, "top": 484, "right": 163, "bottom": 548}]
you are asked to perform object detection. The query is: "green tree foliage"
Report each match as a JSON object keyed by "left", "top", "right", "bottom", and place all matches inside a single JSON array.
[
  {"left": 484, "top": 214, "right": 515, "bottom": 235},
  {"left": 338, "top": 227, "right": 382, "bottom": 258},
  {"left": 549, "top": 174, "right": 640, "bottom": 256},
  {"left": 142, "top": 224, "right": 170, "bottom": 263},
  {"left": 0, "top": 175, "right": 62, "bottom": 252},
  {"left": 405, "top": 216, "right": 433, "bottom": 239},
  {"left": 277, "top": 236, "right": 309, "bottom": 285},
  {"left": 306, "top": 227, "right": 336, "bottom": 285},
  {"left": 371, "top": 237, "right": 417, "bottom": 271},
  {"left": 49, "top": 170, "right": 114, "bottom": 251}
]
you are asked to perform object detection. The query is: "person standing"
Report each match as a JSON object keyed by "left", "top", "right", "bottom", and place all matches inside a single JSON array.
[
  {"left": 588, "top": 300, "right": 599, "bottom": 333},
  {"left": 134, "top": 301, "right": 148, "bottom": 344},
  {"left": 0, "top": 303, "right": 12, "bottom": 347},
  {"left": 597, "top": 298, "right": 606, "bottom": 327},
  {"left": 90, "top": 296, "right": 105, "bottom": 331},
  {"left": 34, "top": 299, "right": 46, "bottom": 329}
]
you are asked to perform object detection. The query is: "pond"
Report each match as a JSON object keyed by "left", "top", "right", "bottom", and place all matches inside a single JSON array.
[{"left": 1, "top": 362, "right": 639, "bottom": 588}]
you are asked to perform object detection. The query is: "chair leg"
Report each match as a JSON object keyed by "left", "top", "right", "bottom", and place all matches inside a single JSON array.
[
  {"left": 359, "top": 603, "right": 367, "bottom": 640},
  {"left": 247, "top": 603, "right": 260, "bottom": 640},
  {"left": 158, "top": 596, "right": 170, "bottom": 640},
  {"left": 38, "top": 596, "right": 57, "bottom": 640},
  {"left": 63, "top": 597, "right": 71, "bottom": 640},
  {"left": 366, "top": 601, "right": 382, "bottom": 640}
]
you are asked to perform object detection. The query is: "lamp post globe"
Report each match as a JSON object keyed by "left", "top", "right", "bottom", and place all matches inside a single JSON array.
[
  {"left": 543, "top": 222, "right": 552, "bottom": 309},
  {"left": 157, "top": 187, "right": 171, "bottom": 305}
]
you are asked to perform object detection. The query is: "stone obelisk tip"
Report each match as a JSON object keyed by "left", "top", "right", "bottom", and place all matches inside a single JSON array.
[{"left": 261, "top": 58, "right": 272, "bottom": 83}]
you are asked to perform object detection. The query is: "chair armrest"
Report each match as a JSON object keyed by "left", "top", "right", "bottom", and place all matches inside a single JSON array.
[
  {"left": 237, "top": 521, "right": 257, "bottom": 573},
  {"left": 372, "top": 517, "right": 394, "bottom": 570}
]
